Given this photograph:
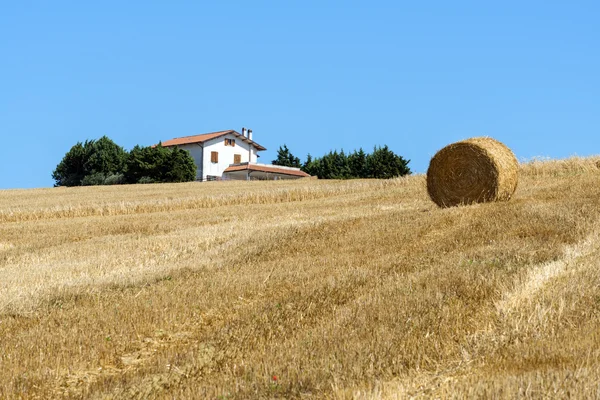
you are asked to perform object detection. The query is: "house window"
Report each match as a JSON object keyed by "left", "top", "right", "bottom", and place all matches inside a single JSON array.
[
  {"left": 211, "top": 151, "right": 218, "bottom": 163},
  {"left": 225, "top": 138, "right": 236, "bottom": 147},
  {"left": 233, "top": 154, "right": 241, "bottom": 164}
]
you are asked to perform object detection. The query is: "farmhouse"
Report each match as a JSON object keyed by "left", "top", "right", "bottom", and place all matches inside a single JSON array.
[{"left": 161, "top": 128, "right": 310, "bottom": 181}]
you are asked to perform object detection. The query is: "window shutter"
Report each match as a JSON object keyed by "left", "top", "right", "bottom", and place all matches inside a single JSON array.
[
  {"left": 234, "top": 154, "right": 241, "bottom": 164},
  {"left": 211, "top": 151, "right": 218, "bottom": 163}
]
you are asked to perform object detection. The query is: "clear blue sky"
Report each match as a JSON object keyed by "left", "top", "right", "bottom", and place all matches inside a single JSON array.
[{"left": 1, "top": 1, "right": 598, "bottom": 189}]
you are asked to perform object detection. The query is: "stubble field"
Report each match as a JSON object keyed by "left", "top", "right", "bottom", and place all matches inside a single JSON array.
[{"left": 2, "top": 157, "right": 600, "bottom": 399}]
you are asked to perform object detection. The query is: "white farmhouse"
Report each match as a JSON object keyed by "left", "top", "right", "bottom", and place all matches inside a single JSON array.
[{"left": 161, "top": 128, "right": 310, "bottom": 181}]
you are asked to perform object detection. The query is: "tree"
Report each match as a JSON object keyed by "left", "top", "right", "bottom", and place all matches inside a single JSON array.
[
  {"left": 272, "top": 144, "right": 301, "bottom": 168},
  {"left": 349, "top": 148, "right": 369, "bottom": 178},
  {"left": 52, "top": 142, "right": 90, "bottom": 187},
  {"left": 367, "top": 145, "right": 411, "bottom": 179},
  {"left": 302, "top": 153, "right": 314, "bottom": 174},
  {"left": 302, "top": 153, "right": 322, "bottom": 177},
  {"left": 124, "top": 144, "right": 196, "bottom": 184},
  {"left": 124, "top": 145, "right": 158, "bottom": 184},
  {"left": 52, "top": 136, "right": 127, "bottom": 186},
  {"left": 334, "top": 150, "right": 351, "bottom": 179},
  {"left": 299, "top": 145, "right": 410, "bottom": 180},
  {"left": 85, "top": 136, "right": 127, "bottom": 177},
  {"left": 164, "top": 147, "right": 196, "bottom": 182},
  {"left": 318, "top": 152, "right": 334, "bottom": 179},
  {"left": 53, "top": 137, "right": 196, "bottom": 186},
  {"left": 315, "top": 150, "right": 350, "bottom": 179}
]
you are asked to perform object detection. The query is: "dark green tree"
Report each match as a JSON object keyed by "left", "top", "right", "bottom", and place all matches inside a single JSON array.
[
  {"left": 302, "top": 153, "right": 322, "bottom": 177},
  {"left": 301, "top": 153, "right": 314, "bottom": 174},
  {"left": 54, "top": 137, "right": 197, "bottom": 186},
  {"left": 164, "top": 147, "right": 197, "bottom": 182},
  {"left": 334, "top": 150, "right": 351, "bottom": 179},
  {"left": 124, "top": 144, "right": 196, "bottom": 184},
  {"left": 299, "top": 145, "right": 410, "bottom": 180},
  {"left": 52, "top": 141, "right": 91, "bottom": 187},
  {"left": 318, "top": 152, "right": 335, "bottom": 179},
  {"left": 272, "top": 144, "right": 301, "bottom": 168},
  {"left": 85, "top": 136, "right": 127, "bottom": 176},
  {"left": 366, "top": 145, "right": 411, "bottom": 179},
  {"left": 53, "top": 136, "right": 127, "bottom": 186},
  {"left": 124, "top": 145, "right": 157, "bottom": 184},
  {"left": 349, "top": 148, "right": 369, "bottom": 178}
]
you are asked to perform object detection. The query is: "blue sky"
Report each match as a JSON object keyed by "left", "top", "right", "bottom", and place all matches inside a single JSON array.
[{"left": 1, "top": 1, "right": 598, "bottom": 189}]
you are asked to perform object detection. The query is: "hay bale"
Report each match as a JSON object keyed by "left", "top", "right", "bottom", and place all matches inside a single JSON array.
[{"left": 427, "top": 137, "right": 518, "bottom": 208}]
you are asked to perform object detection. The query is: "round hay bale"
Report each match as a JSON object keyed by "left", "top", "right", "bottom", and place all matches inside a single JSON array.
[{"left": 427, "top": 137, "right": 518, "bottom": 208}]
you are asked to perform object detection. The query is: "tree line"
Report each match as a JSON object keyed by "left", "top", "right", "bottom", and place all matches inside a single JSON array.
[
  {"left": 272, "top": 144, "right": 411, "bottom": 179},
  {"left": 52, "top": 136, "right": 196, "bottom": 187},
  {"left": 53, "top": 137, "right": 410, "bottom": 186}
]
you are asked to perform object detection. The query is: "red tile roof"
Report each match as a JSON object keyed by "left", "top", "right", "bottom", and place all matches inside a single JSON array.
[
  {"left": 224, "top": 164, "right": 311, "bottom": 177},
  {"left": 160, "top": 130, "right": 266, "bottom": 151}
]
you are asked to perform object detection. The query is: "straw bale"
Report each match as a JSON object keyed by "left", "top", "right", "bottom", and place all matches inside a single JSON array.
[{"left": 427, "top": 137, "right": 518, "bottom": 208}]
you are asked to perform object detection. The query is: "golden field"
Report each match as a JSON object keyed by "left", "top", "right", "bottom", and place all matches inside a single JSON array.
[{"left": 2, "top": 157, "right": 600, "bottom": 399}]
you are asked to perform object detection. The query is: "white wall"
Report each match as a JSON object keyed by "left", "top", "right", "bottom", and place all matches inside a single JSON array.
[
  {"left": 170, "top": 133, "right": 260, "bottom": 181},
  {"left": 202, "top": 134, "right": 259, "bottom": 180},
  {"left": 175, "top": 143, "right": 204, "bottom": 179}
]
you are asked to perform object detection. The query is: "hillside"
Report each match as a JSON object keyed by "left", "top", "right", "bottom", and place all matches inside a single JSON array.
[{"left": 2, "top": 157, "right": 600, "bottom": 399}]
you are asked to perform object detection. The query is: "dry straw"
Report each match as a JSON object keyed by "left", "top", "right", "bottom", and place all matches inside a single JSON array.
[{"left": 427, "top": 137, "right": 519, "bottom": 208}]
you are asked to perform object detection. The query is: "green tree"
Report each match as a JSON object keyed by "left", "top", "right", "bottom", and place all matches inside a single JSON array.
[
  {"left": 302, "top": 153, "right": 321, "bottom": 177},
  {"left": 300, "top": 145, "right": 410, "bottom": 180},
  {"left": 124, "top": 145, "right": 157, "bottom": 184},
  {"left": 334, "top": 150, "right": 351, "bottom": 179},
  {"left": 85, "top": 136, "right": 127, "bottom": 176},
  {"left": 124, "top": 144, "right": 196, "bottom": 184},
  {"left": 52, "top": 141, "right": 91, "bottom": 186},
  {"left": 310, "top": 150, "right": 351, "bottom": 179},
  {"left": 349, "top": 148, "right": 369, "bottom": 178},
  {"left": 52, "top": 136, "right": 127, "bottom": 186},
  {"left": 54, "top": 138, "right": 197, "bottom": 186},
  {"left": 164, "top": 147, "right": 197, "bottom": 182},
  {"left": 366, "top": 145, "right": 411, "bottom": 179},
  {"left": 272, "top": 144, "right": 301, "bottom": 168}
]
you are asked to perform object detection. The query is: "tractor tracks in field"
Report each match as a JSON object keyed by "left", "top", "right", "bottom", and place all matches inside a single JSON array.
[
  {"left": 495, "top": 223, "right": 600, "bottom": 317},
  {"left": 355, "top": 221, "right": 600, "bottom": 399}
]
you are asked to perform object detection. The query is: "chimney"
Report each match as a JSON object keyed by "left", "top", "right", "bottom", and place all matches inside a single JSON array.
[
  {"left": 248, "top": 129, "right": 253, "bottom": 141},
  {"left": 241, "top": 127, "right": 246, "bottom": 137}
]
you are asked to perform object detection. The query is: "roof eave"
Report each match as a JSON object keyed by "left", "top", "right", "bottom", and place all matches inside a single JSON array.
[
  {"left": 160, "top": 129, "right": 267, "bottom": 150},
  {"left": 230, "top": 131, "right": 266, "bottom": 151}
]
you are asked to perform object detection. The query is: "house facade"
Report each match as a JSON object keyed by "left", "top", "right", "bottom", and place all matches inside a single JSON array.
[
  {"left": 161, "top": 129, "right": 310, "bottom": 181},
  {"left": 161, "top": 129, "right": 265, "bottom": 181}
]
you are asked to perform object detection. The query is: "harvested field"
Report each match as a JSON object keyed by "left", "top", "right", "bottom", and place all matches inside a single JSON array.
[{"left": 2, "top": 157, "right": 600, "bottom": 399}]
